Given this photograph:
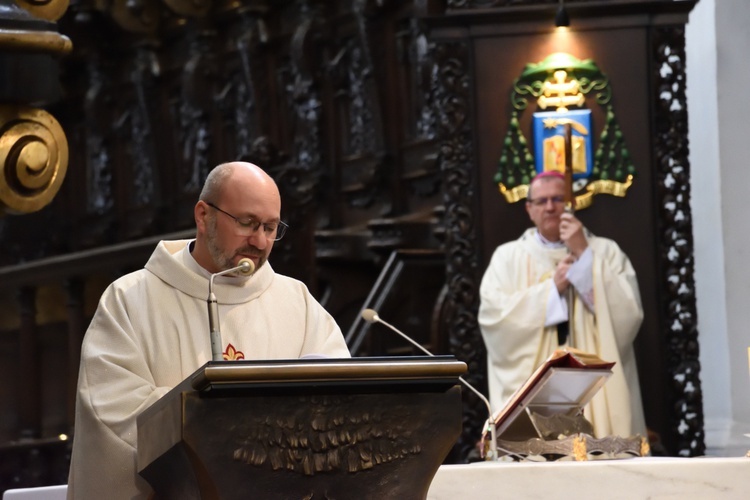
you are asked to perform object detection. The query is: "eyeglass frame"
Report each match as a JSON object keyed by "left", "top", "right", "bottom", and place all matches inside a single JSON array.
[
  {"left": 526, "top": 195, "right": 565, "bottom": 207},
  {"left": 205, "top": 202, "right": 289, "bottom": 241}
]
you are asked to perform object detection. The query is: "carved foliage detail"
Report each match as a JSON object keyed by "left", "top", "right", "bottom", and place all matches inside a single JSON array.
[
  {"left": 232, "top": 395, "right": 422, "bottom": 475},
  {"left": 219, "top": 14, "right": 265, "bottom": 163},
  {"left": 176, "top": 34, "right": 216, "bottom": 192},
  {"left": 277, "top": 17, "right": 324, "bottom": 207},
  {"left": 84, "top": 57, "right": 113, "bottom": 215},
  {"left": 651, "top": 25, "right": 705, "bottom": 457},
  {"left": 409, "top": 19, "right": 438, "bottom": 142},
  {"left": 433, "top": 39, "right": 486, "bottom": 459},
  {"left": 329, "top": 5, "right": 384, "bottom": 211},
  {"left": 125, "top": 46, "right": 159, "bottom": 206},
  {"left": 331, "top": 37, "right": 378, "bottom": 158}
]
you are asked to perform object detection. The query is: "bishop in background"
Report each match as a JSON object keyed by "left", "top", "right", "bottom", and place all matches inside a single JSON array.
[{"left": 478, "top": 170, "right": 647, "bottom": 440}]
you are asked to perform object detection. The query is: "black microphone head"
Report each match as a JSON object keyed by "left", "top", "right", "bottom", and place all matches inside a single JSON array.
[
  {"left": 237, "top": 258, "right": 255, "bottom": 276},
  {"left": 361, "top": 308, "right": 379, "bottom": 323}
]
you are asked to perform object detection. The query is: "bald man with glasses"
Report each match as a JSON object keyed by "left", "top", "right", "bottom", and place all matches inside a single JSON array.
[
  {"left": 478, "top": 170, "right": 646, "bottom": 442},
  {"left": 68, "top": 162, "right": 350, "bottom": 499}
]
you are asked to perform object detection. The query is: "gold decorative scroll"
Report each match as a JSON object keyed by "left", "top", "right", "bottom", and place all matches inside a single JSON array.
[
  {"left": 0, "top": 28, "right": 72, "bottom": 54},
  {"left": 586, "top": 175, "right": 634, "bottom": 197},
  {"left": 498, "top": 175, "right": 633, "bottom": 208},
  {"left": 14, "top": 0, "right": 70, "bottom": 22},
  {"left": 0, "top": 106, "right": 69, "bottom": 214},
  {"left": 498, "top": 183, "right": 529, "bottom": 203}
]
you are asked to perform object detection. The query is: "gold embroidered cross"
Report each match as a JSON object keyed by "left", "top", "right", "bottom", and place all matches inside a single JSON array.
[{"left": 538, "top": 70, "right": 585, "bottom": 112}]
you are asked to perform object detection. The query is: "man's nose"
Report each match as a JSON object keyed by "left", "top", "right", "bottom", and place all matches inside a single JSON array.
[{"left": 246, "top": 229, "right": 268, "bottom": 248}]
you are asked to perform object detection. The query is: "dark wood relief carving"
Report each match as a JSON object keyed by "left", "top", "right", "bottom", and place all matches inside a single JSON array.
[
  {"left": 336, "top": 37, "right": 379, "bottom": 159},
  {"left": 329, "top": 7, "right": 386, "bottom": 213},
  {"left": 123, "top": 46, "right": 159, "bottom": 208},
  {"left": 432, "top": 39, "right": 487, "bottom": 460},
  {"left": 282, "top": 18, "right": 325, "bottom": 203},
  {"left": 446, "top": 0, "right": 601, "bottom": 8},
  {"left": 651, "top": 24, "right": 705, "bottom": 457},
  {"left": 83, "top": 57, "right": 114, "bottom": 216},
  {"left": 400, "top": 18, "right": 441, "bottom": 201},
  {"left": 232, "top": 394, "right": 424, "bottom": 474},
  {"left": 274, "top": 7, "right": 330, "bottom": 283},
  {"left": 177, "top": 32, "right": 217, "bottom": 193},
  {"left": 216, "top": 13, "right": 266, "bottom": 165},
  {"left": 407, "top": 19, "right": 438, "bottom": 143},
  {"left": 117, "top": 45, "right": 162, "bottom": 239}
]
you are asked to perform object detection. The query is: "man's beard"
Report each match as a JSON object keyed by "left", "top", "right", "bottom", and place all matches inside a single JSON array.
[{"left": 206, "top": 216, "right": 267, "bottom": 271}]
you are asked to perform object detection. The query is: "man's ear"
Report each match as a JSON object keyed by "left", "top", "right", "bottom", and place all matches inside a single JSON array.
[{"left": 195, "top": 201, "right": 208, "bottom": 232}]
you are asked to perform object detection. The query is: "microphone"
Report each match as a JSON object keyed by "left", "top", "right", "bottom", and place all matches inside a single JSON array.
[
  {"left": 207, "top": 258, "right": 255, "bottom": 361},
  {"left": 360, "top": 308, "right": 499, "bottom": 461}
]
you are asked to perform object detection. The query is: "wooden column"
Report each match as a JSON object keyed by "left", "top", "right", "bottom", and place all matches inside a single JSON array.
[
  {"left": 64, "top": 278, "right": 85, "bottom": 434},
  {"left": 17, "top": 286, "right": 41, "bottom": 438}
]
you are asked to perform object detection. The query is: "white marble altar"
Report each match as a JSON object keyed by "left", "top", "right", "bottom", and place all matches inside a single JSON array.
[{"left": 427, "top": 456, "right": 750, "bottom": 499}]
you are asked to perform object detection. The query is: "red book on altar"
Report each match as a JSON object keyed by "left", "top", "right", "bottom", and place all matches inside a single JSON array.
[{"left": 489, "top": 348, "right": 615, "bottom": 441}]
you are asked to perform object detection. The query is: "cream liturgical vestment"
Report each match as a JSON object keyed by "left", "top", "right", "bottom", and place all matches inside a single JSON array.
[
  {"left": 478, "top": 228, "right": 646, "bottom": 440},
  {"left": 67, "top": 240, "right": 350, "bottom": 500}
]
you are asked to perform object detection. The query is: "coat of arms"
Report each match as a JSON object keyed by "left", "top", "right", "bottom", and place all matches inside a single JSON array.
[{"left": 495, "top": 53, "right": 635, "bottom": 210}]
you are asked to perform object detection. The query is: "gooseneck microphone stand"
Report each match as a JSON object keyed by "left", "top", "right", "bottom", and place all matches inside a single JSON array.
[{"left": 207, "top": 258, "right": 255, "bottom": 361}]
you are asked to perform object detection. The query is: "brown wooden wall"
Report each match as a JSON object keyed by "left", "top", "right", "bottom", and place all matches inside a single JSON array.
[
  {"left": 461, "top": 7, "right": 673, "bottom": 456},
  {"left": 0, "top": 0, "right": 702, "bottom": 491}
]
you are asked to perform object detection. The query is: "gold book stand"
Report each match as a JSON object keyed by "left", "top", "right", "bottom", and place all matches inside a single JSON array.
[{"left": 485, "top": 349, "right": 649, "bottom": 462}]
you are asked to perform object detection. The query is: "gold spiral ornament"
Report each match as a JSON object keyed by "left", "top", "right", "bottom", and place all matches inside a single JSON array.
[
  {"left": 0, "top": 106, "right": 68, "bottom": 214},
  {"left": 14, "top": 0, "right": 70, "bottom": 22}
]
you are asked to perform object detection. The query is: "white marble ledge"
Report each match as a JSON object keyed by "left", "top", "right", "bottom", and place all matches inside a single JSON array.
[{"left": 427, "top": 456, "right": 750, "bottom": 500}]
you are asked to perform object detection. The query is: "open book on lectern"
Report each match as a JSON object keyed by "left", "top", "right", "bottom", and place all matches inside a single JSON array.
[{"left": 488, "top": 348, "right": 615, "bottom": 442}]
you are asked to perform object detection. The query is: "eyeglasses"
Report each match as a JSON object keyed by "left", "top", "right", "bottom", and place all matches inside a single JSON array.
[
  {"left": 206, "top": 202, "right": 289, "bottom": 241},
  {"left": 526, "top": 196, "right": 565, "bottom": 207}
]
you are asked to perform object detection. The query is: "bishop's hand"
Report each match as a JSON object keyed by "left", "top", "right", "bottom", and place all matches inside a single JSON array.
[
  {"left": 559, "top": 212, "right": 588, "bottom": 257},
  {"left": 554, "top": 254, "right": 575, "bottom": 293}
]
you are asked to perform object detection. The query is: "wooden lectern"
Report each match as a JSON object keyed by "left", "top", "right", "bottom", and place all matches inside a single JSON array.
[{"left": 136, "top": 356, "right": 466, "bottom": 499}]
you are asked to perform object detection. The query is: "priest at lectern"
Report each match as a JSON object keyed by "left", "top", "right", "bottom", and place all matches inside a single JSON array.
[
  {"left": 478, "top": 171, "right": 646, "bottom": 441},
  {"left": 67, "top": 162, "right": 350, "bottom": 500}
]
